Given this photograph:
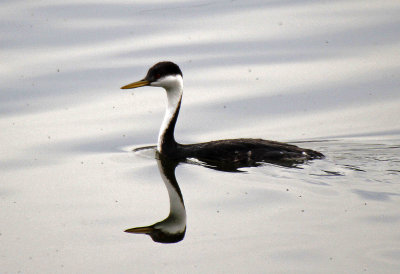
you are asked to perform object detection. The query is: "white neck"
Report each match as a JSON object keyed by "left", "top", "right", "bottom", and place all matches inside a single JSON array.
[
  {"left": 156, "top": 75, "right": 183, "bottom": 152},
  {"left": 156, "top": 157, "right": 186, "bottom": 234}
]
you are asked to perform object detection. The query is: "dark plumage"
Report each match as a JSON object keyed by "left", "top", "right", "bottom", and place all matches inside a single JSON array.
[
  {"left": 122, "top": 61, "right": 324, "bottom": 171},
  {"left": 170, "top": 139, "right": 323, "bottom": 171}
]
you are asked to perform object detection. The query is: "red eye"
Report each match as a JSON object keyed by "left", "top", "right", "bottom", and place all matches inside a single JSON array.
[{"left": 155, "top": 74, "right": 161, "bottom": 79}]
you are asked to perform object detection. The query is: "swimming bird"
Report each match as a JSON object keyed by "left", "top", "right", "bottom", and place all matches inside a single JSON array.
[{"left": 121, "top": 61, "right": 323, "bottom": 170}]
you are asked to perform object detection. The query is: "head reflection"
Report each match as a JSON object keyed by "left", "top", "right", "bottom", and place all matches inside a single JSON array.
[
  {"left": 125, "top": 153, "right": 186, "bottom": 244},
  {"left": 125, "top": 144, "right": 307, "bottom": 243}
]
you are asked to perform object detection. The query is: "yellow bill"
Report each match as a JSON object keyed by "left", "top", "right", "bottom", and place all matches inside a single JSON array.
[
  {"left": 121, "top": 80, "right": 150, "bottom": 89},
  {"left": 124, "top": 226, "right": 153, "bottom": 234}
]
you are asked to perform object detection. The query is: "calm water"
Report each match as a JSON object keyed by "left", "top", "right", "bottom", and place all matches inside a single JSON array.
[
  {"left": 2, "top": 0, "right": 400, "bottom": 272},
  {"left": 2, "top": 137, "right": 399, "bottom": 273},
  {"left": 118, "top": 137, "right": 400, "bottom": 272}
]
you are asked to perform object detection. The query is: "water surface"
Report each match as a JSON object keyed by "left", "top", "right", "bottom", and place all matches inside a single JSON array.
[
  {"left": 1, "top": 0, "right": 400, "bottom": 273},
  {"left": 119, "top": 138, "right": 400, "bottom": 272}
]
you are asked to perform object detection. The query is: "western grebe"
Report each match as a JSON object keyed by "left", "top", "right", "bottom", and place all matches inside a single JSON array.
[{"left": 121, "top": 61, "right": 324, "bottom": 169}]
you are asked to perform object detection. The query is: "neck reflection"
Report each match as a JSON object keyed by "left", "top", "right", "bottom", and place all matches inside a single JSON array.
[
  {"left": 124, "top": 144, "right": 306, "bottom": 244},
  {"left": 125, "top": 153, "right": 186, "bottom": 244}
]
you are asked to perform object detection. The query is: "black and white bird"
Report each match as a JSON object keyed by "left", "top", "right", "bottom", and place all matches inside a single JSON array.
[{"left": 121, "top": 61, "right": 323, "bottom": 170}]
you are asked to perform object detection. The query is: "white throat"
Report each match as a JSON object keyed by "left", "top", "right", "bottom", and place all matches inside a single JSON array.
[{"left": 155, "top": 75, "right": 183, "bottom": 152}]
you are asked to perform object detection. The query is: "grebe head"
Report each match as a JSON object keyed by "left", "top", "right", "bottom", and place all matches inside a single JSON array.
[{"left": 121, "top": 61, "right": 183, "bottom": 90}]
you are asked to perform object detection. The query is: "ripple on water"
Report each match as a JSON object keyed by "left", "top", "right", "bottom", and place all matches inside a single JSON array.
[{"left": 368, "top": 247, "right": 400, "bottom": 266}]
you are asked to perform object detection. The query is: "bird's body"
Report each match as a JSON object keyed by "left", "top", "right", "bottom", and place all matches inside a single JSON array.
[{"left": 121, "top": 61, "right": 323, "bottom": 169}]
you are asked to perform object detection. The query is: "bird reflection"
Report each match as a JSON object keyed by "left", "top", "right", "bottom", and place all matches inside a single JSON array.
[
  {"left": 132, "top": 144, "right": 309, "bottom": 173},
  {"left": 125, "top": 145, "right": 315, "bottom": 244},
  {"left": 125, "top": 152, "right": 186, "bottom": 243}
]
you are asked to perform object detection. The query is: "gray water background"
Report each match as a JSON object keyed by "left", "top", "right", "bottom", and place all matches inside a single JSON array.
[{"left": 1, "top": 0, "right": 400, "bottom": 273}]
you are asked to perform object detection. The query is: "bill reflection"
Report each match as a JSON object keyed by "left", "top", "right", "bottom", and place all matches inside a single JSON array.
[{"left": 125, "top": 153, "right": 186, "bottom": 244}]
